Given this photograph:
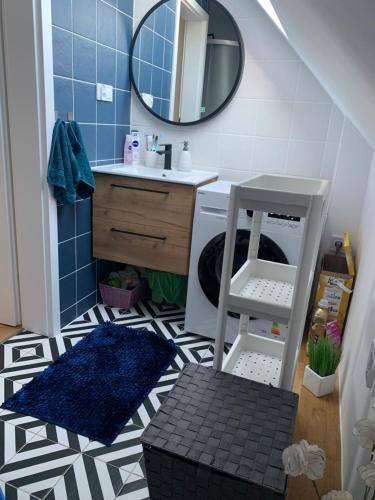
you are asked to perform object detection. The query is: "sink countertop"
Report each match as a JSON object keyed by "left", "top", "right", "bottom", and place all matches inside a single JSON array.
[{"left": 91, "top": 164, "right": 218, "bottom": 186}]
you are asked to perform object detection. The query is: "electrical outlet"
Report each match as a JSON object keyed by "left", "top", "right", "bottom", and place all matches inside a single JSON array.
[
  {"left": 366, "top": 341, "right": 375, "bottom": 389},
  {"left": 329, "top": 234, "right": 344, "bottom": 254}
]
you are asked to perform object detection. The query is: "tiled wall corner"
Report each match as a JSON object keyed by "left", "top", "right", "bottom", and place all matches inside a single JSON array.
[{"left": 52, "top": 0, "right": 134, "bottom": 327}]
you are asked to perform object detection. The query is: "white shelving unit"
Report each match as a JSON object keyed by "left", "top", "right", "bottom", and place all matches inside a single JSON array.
[{"left": 213, "top": 174, "right": 330, "bottom": 390}]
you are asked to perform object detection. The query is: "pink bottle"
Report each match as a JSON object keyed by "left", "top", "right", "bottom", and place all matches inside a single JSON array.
[{"left": 124, "top": 134, "right": 132, "bottom": 165}]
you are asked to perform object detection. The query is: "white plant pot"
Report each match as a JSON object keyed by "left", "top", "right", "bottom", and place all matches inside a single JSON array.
[{"left": 303, "top": 365, "right": 336, "bottom": 397}]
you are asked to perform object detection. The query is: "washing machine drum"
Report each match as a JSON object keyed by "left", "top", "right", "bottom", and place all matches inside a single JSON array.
[{"left": 198, "top": 229, "right": 288, "bottom": 309}]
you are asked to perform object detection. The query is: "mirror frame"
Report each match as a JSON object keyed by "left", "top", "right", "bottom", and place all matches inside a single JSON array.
[{"left": 129, "top": 0, "right": 244, "bottom": 127}]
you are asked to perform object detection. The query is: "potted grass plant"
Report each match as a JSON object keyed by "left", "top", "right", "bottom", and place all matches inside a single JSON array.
[{"left": 303, "top": 337, "right": 341, "bottom": 397}]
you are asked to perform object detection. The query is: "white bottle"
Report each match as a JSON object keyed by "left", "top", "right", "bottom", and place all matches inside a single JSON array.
[
  {"left": 131, "top": 129, "right": 141, "bottom": 165},
  {"left": 178, "top": 141, "right": 192, "bottom": 172}
]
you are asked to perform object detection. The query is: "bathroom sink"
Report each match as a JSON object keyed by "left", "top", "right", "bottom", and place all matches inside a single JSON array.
[{"left": 91, "top": 164, "right": 218, "bottom": 186}]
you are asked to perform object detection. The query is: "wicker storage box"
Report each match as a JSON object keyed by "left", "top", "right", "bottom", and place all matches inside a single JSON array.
[
  {"left": 99, "top": 280, "right": 147, "bottom": 309},
  {"left": 141, "top": 363, "right": 299, "bottom": 500}
]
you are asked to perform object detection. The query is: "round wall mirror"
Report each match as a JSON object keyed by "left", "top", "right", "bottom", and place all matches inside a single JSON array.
[{"left": 130, "top": 0, "right": 244, "bottom": 126}]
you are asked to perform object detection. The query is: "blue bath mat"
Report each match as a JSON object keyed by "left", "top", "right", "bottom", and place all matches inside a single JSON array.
[{"left": 2, "top": 323, "right": 177, "bottom": 446}]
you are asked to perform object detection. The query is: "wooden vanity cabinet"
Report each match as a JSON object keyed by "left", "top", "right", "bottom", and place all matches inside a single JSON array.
[{"left": 93, "top": 174, "right": 216, "bottom": 275}]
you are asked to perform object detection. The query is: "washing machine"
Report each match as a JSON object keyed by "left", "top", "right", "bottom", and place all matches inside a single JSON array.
[{"left": 185, "top": 181, "right": 305, "bottom": 343}]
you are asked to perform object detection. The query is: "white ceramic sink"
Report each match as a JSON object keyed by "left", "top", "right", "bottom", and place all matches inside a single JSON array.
[{"left": 91, "top": 164, "right": 218, "bottom": 186}]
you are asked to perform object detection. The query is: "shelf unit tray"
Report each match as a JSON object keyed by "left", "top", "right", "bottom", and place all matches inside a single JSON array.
[
  {"left": 228, "top": 259, "right": 297, "bottom": 324},
  {"left": 223, "top": 333, "right": 284, "bottom": 387}
]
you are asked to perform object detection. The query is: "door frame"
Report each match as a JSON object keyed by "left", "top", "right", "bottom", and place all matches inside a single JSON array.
[
  {"left": 178, "top": 0, "right": 209, "bottom": 122},
  {"left": 0, "top": 13, "right": 20, "bottom": 326},
  {"left": 1, "top": 0, "right": 60, "bottom": 337}
]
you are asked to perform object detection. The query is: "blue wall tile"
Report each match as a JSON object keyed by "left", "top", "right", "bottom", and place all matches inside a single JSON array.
[
  {"left": 140, "top": 28, "right": 153, "bottom": 64},
  {"left": 153, "top": 98, "right": 161, "bottom": 115},
  {"left": 74, "top": 82, "right": 96, "bottom": 122},
  {"left": 53, "top": 28, "right": 72, "bottom": 78},
  {"left": 161, "top": 99, "right": 170, "bottom": 120},
  {"left": 165, "top": 8, "right": 175, "bottom": 41},
  {"left": 115, "top": 90, "right": 131, "bottom": 125},
  {"left": 152, "top": 35, "right": 164, "bottom": 68},
  {"left": 77, "top": 263, "right": 97, "bottom": 301},
  {"left": 58, "top": 204, "right": 76, "bottom": 243},
  {"left": 76, "top": 199, "right": 92, "bottom": 235},
  {"left": 117, "top": 0, "right": 133, "bottom": 17},
  {"left": 116, "top": 52, "right": 130, "bottom": 91},
  {"left": 53, "top": 0, "right": 133, "bottom": 327},
  {"left": 79, "top": 124, "right": 96, "bottom": 162},
  {"left": 138, "top": 62, "right": 152, "bottom": 94},
  {"left": 73, "top": 35, "right": 96, "bottom": 83},
  {"left": 164, "top": 41, "right": 173, "bottom": 71},
  {"left": 98, "top": 99, "right": 116, "bottom": 124},
  {"left": 77, "top": 292, "right": 97, "bottom": 317},
  {"left": 98, "top": 1, "right": 117, "bottom": 49},
  {"left": 144, "top": 11, "right": 155, "bottom": 30},
  {"left": 59, "top": 240, "right": 76, "bottom": 278},
  {"left": 115, "top": 125, "right": 130, "bottom": 158},
  {"left": 151, "top": 66, "right": 163, "bottom": 98},
  {"left": 161, "top": 70, "right": 171, "bottom": 100},
  {"left": 97, "top": 125, "right": 115, "bottom": 160},
  {"left": 77, "top": 233, "right": 93, "bottom": 269},
  {"left": 61, "top": 305, "right": 77, "bottom": 328},
  {"left": 54, "top": 77, "right": 73, "bottom": 119},
  {"left": 97, "top": 46, "right": 116, "bottom": 87},
  {"left": 154, "top": 6, "right": 166, "bottom": 37},
  {"left": 72, "top": 0, "right": 96, "bottom": 40},
  {"left": 52, "top": 0, "right": 72, "bottom": 31},
  {"left": 60, "top": 273, "right": 77, "bottom": 312},
  {"left": 117, "top": 11, "right": 132, "bottom": 54},
  {"left": 135, "top": 5, "right": 175, "bottom": 119}
]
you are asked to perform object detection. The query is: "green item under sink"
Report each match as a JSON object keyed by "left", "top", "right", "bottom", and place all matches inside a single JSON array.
[{"left": 146, "top": 270, "right": 187, "bottom": 307}]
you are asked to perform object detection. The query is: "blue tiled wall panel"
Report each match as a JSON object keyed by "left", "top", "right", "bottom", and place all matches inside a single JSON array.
[
  {"left": 132, "top": 1, "right": 175, "bottom": 120},
  {"left": 52, "top": 0, "right": 133, "bottom": 327}
]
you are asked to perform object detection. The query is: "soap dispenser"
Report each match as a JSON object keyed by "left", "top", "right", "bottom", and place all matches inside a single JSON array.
[{"left": 177, "top": 141, "right": 192, "bottom": 172}]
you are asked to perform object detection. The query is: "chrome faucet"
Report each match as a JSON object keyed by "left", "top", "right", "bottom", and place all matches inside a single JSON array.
[{"left": 157, "top": 144, "right": 172, "bottom": 170}]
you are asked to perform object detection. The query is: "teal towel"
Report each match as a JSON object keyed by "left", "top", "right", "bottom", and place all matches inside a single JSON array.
[
  {"left": 67, "top": 121, "right": 95, "bottom": 198},
  {"left": 47, "top": 119, "right": 79, "bottom": 205}
]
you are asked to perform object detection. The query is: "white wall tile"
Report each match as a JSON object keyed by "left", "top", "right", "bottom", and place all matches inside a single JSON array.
[
  {"left": 238, "top": 59, "right": 300, "bottom": 100},
  {"left": 219, "top": 0, "right": 264, "bottom": 20},
  {"left": 252, "top": 137, "right": 288, "bottom": 173},
  {"left": 286, "top": 140, "right": 325, "bottom": 177},
  {"left": 237, "top": 15, "right": 299, "bottom": 62},
  {"left": 216, "top": 168, "right": 250, "bottom": 182},
  {"left": 327, "top": 104, "right": 344, "bottom": 143},
  {"left": 291, "top": 102, "right": 332, "bottom": 141},
  {"left": 219, "top": 98, "right": 258, "bottom": 136},
  {"left": 220, "top": 135, "right": 253, "bottom": 170},
  {"left": 129, "top": 0, "right": 366, "bottom": 249},
  {"left": 296, "top": 66, "right": 332, "bottom": 102},
  {"left": 321, "top": 141, "right": 340, "bottom": 179},
  {"left": 256, "top": 100, "right": 294, "bottom": 139}
]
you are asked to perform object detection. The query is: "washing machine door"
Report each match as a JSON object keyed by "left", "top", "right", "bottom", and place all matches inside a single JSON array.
[{"left": 198, "top": 229, "right": 288, "bottom": 309}]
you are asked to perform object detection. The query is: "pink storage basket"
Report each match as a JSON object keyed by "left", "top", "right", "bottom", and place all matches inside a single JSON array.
[{"left": 99, "top": 280, "right": 147, "bottom": 309}]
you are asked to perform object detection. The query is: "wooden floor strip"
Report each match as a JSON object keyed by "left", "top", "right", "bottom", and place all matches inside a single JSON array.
[{"left": 288, "top": 339, "right": 341, "bottom": 499}]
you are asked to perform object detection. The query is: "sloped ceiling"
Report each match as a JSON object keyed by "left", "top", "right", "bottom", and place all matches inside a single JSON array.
[{"left": 261, "top": 0, "right": 375, "bottom": 149}]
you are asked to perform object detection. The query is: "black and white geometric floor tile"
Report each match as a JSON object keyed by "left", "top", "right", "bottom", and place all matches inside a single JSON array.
[{"left": 0, "top": 300, "right": 220, "bottom": 499}]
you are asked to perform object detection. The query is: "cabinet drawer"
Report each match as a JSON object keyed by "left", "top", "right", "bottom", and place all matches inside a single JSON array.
[
  {"left": 93, "top": 174, "right": 196, "bottom": 231},
  {"left": 93, "top": 218, "right": 190, "bottom": 275}
]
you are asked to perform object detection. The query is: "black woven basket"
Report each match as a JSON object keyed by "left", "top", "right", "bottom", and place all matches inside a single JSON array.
[{"left": 141, "top": 363, "right": 299, "bottom": 500}]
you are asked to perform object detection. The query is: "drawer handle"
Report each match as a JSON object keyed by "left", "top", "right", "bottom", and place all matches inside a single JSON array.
[
  {"left": 110, "top": 228, "right": 167, "bottom": 241},
  {"left": 110, "top": 184, "right": 170, "bottom": 195}
]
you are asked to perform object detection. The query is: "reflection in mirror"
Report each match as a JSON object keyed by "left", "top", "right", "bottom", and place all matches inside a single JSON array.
[{"left": 131, "top": 0, "right": 243, "bottom": 125}]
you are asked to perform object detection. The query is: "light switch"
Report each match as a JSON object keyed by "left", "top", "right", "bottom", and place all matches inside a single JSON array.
[{"left": 96, "top": 83, "right": 113, "bottom": 102}]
